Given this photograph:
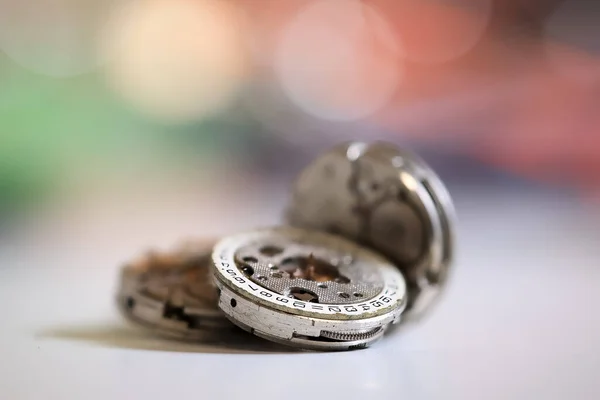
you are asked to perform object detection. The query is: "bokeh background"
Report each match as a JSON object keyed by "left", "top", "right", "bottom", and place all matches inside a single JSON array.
[
  {"left": 1, "top": 0, "right": 599, "bottom": 267},
  {"left": 2, "top": 2, "right": 600, "bottom": 398}
]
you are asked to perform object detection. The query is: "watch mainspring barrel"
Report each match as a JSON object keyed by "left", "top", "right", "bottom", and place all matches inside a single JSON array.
[
  {"left": 285, "top": 141, "right": 455, "bottom": 320},
  {"left": 117, "top": 239, "right": 232, "bottom": 339},
  {"left": 211, "top": 227, "right": 407, "bottom": 351}
]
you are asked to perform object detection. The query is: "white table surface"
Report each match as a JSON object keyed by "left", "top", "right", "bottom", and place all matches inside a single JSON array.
[{"left": 1, "top": 184, "right": 599, "bottom": 400}]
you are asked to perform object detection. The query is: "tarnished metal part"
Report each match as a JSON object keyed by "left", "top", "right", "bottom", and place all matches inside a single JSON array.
[
  {"left": 234, "top": 236, "right": 384, "bottom": 305},
  {"left": 286, "top": 141, "right": 455, "bottom": 321},
  {"left": 117, "top": 239, "right": 232, "bottom": 339},
  {"left": 319, "top": 327, "right": 383, "bottom": 341},
  {"left": 212, "top": 227, "right": 407, "bottom": 351}
]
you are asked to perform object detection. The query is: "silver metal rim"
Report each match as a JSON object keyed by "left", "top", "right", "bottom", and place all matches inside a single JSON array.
[
  {"left": 214, "top": 277, "right": 401, "bottom": 351},
  {"left": 211, "top": 227, "right": 407, "bottom": 350}
]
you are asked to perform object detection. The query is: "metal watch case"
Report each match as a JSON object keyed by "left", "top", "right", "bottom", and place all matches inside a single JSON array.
[
  {"left": 286, "top": 141, "right": 455, "bottom": 320},
  {"left": 211, "top": 226, "right": 407, "bottom": 351},
  {"left": 117, "top": 239, "right": 231, "bottom": 339}
]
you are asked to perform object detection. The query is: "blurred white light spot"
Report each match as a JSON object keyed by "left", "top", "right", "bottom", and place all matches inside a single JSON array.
[
  {"left": 102, "top": 0, "right": 248, "bottom": 123},
  {"left": 275, "top": 0, "right": 403, "bottom": 122},
  {"left": 388, "top": 0, "right": 491, "bottom": 64},
  {"left": 399, "top": 171, "right": 418, "bottom": 192},
  {"left": 346, "top": 142, "right": 368, "bottom": 161},
  {"left": 391, "top": 156, "right": 404, "bottom": 168},
  {"left": 0, "top": 0, "right": 114, "bottom": 77},
  {"left": 544, "top": 3, "right": 600, "bottom": 85}
]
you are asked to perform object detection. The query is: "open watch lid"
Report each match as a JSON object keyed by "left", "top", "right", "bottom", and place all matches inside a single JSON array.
[{"left": 286, "top": 141, "right": 455, "bottom": 321}]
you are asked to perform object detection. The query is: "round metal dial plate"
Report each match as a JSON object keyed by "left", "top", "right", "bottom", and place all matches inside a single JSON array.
[
  {"left": 117, "top": 239, "right": 231, "bottom": 339},
  {"left": 234, "top": 238, "right": 385, "bottom": 305},
  {"left": 286, "top": 141, "right": 455, "bottom": 320},
  {"left": 211, "top": 226, "right": 407, "bottom": 350}
]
